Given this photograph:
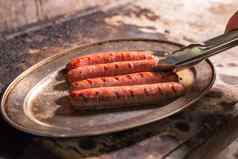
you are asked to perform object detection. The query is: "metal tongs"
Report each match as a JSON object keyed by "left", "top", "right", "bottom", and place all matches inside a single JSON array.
[{"left": 158, "top": 29, "right": 238, "bottom": 70}]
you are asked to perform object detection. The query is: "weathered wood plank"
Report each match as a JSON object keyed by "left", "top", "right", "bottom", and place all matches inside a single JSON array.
[{"left": 0, "top": 0, "right": 120, "bottom": 33}]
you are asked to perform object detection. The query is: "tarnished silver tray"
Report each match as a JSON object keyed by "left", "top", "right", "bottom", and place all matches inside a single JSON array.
[{"left": 1, "top": 39, "right": 215, "bottom": 137}]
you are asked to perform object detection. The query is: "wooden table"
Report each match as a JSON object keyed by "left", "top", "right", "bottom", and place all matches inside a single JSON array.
[{"left": 0, "top": 1, "right": 238, "bottom": 159}]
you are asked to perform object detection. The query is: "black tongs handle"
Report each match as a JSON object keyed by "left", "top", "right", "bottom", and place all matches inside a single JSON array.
[
  {"left": 161, "top": 29, "right": 238, "bottom": 70},
  {"left": 203, "top": 29, "right": 238, "bottom": 56}
]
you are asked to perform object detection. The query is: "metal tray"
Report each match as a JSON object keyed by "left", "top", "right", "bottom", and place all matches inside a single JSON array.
[{"left": 1, "top": 39, "right": 215, "bottom": 137}]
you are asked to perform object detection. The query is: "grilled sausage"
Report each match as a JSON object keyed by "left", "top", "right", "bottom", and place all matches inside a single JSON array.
[
  {"left": 67, "top": 51, "right": 156, "bottom": 71},
  {"left": 70, "top": 72, "right": 178, "bottom": 90},
  {"left": 70, "top": 82, "right": 185, "bottom": 110},
  {"left": 67, "top": 59, "right": 158, "bottom": 82}
]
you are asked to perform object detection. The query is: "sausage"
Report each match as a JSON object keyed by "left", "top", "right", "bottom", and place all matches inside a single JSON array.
[
  {"left": 67, "top": 59, "right": 158, "bottom": 82},
  {"left": 70, "top": 72, "right": 178, "bottom": 90},
  {"left": 67, "top": 51, "right": 156, "bottom": 71},
  {"left": 70, "top": 82, "right": 185, "bottom": 110}
]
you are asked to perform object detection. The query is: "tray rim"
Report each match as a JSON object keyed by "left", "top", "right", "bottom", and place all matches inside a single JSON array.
[{"left": 1, "top": 38, "right": 216, "bottom": 137}]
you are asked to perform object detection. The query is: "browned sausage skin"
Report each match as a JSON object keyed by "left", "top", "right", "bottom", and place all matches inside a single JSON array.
[
  {"left": 70, "top": 72, "right": 178, "bottom": 91},
  {"left": 67, "top": 59, "right": 159, "bottom": 82},
  {"left": 66, "top": 51, "right": 156, "bottom": 71},
  {"left": 70, "top": 82, "right": 185, "bottom": 110}
]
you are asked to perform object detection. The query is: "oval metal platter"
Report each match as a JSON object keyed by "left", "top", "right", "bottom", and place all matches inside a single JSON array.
[{"left": 1, "top": 39, "right": 215, "bottom": 137}]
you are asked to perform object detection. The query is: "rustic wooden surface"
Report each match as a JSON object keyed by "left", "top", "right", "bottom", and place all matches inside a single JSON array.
[
  {"left": 0, "top": 0, "right": 131, "bottom": 35},
  {"left": 0, "top": 1, "right": 238, "bottom": 159}
]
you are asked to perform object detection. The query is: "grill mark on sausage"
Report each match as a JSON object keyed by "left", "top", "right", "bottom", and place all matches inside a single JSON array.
[
  {"left": 139, "top": 72, "right": 145, "bottom": 78},
  {"left": 115, "top": 64, "right": 119, "bottom": 69},
  {"left": 144, "top": 88, "right": 150, "bottom": 96},
  {"left": 157, "top": 86, "right": 162, "bottom": 95},
  {"left": 95, "top": 91, "right": 99, "bottom": 96},
  {"left": 171, "top": 85, "right": 177, "bottom": 94},
  {"left": 115, "top": 91, "right": 121, "bottom": 98},
  {"left": 126, "top": 74, "right": 132, "bottom": 80},
  {"left": 103, "top": 66, "right": 108, "bottom": 71},
  {"left": 129, "top": 90, "right": 135, "bottom": 97},
  {"left": 73, "top": 82, "right": 79, "bottom": 86},
  {"left": 86, "top": 79, "right": 93, "bottom": 85},
  {"left": 128, "top": 63, "right": 133, "bottom": 69},
  {"left": 101, "top": 78, "right": 106, "bottom": 82}
]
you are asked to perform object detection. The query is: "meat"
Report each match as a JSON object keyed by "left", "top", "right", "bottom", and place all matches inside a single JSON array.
[
  {"left": 70, "top": 82, "right": 185, "bottom": 110},
  {"left": 66, "top": 51, "right": 184, "bottom": 111},
  {"left": 66, "top": 51, "right": 156, "bottom": 71},
  {"left": 67, "top": 59, "right": 158, "bottom": 82},
  {"left": 70, "top": 72, "right": 178, "bottom": 90}
]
